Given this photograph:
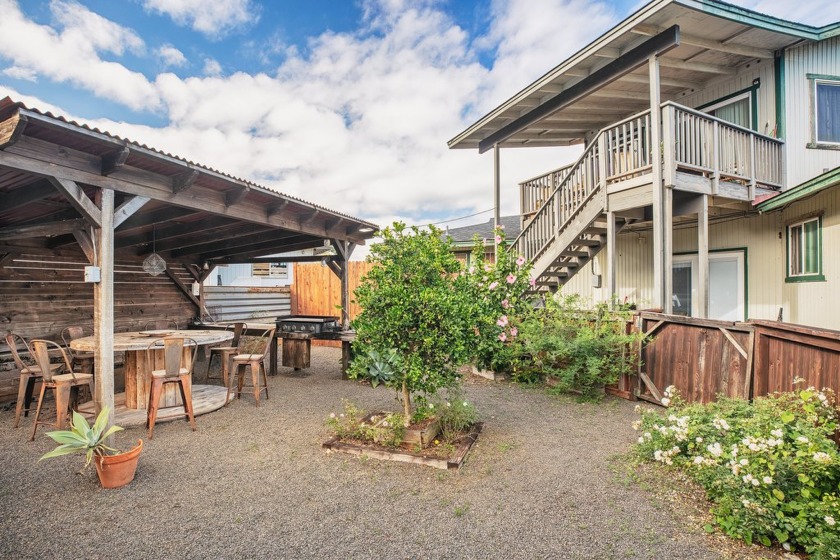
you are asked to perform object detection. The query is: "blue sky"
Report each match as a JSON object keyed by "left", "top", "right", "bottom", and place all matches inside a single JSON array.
[{"left": 1, "top": 0, "right": 838, "bottom": 232}]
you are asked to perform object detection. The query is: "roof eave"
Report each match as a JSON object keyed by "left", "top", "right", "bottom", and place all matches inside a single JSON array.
[{"left": 757, "top": 167, "right": 840, "bottom": 212}]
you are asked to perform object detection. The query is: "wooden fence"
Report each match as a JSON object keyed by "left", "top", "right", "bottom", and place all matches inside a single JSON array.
[
  {"left": 290, "top": 261, "right": 374, "bottom": 346},
  {"left": 626, "top": 312, "right": 840, "bottom": 406}
]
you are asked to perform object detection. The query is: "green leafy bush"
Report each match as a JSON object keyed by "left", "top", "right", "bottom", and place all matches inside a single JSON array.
[
  {"left": 634, "top": 384, "right": 840, "bottom": 557},
  {"left": 512, "top": 293, "right": 640, "bottom": 400},
  {"left": 349, "top": 222, "right": 475, "bottom": 425},
  {"left": 461, "top": 226, "right": 535, "bottom": 373},
  {"left": 431, "top": 385, "right": 479, "bottom": 442}
]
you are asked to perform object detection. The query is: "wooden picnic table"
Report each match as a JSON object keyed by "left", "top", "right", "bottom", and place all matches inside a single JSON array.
[{"left": 71, "top": 329, "right": 233, "bottom": 409}]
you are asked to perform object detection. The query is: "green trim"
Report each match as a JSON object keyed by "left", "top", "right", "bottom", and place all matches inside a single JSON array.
[
  {"left": 806, "top": 73, "right": 840, "bottom": 82},
  {"left": 671, "top": 247, "right": 749, "bottom": 321},
  {"left": 774, "top": 54, "right": 785, "bottom": 139},
  {"left": 697, "top": 80, "right": 760, "bottom": 131},
  {"left": 757, "top": 167, "right": 840, "bottom": 211},
  {"left": 784, "top": 216, "right": 824, "bottom": 283}
]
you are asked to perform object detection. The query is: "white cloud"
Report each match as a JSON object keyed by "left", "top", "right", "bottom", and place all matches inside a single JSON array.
[
  {"left": 2, "top": 66, "right": 38, "bottom": 81},
  {"left": 0, "top": 0, "right": 159, "bottom": 111},
  {"left": 202, "top": 58, "right": 222, "bottom": 76},
  {"left": 156, "top": 45, "right": 187, "bottom": 68},
  {"left": 143, "top": 0, "right": 260, "bottom": 38}
]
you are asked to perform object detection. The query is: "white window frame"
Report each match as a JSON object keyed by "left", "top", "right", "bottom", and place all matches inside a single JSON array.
[
  {"left": 702, "top": 91, "right": 752, "bottom": 129},
  {"left": 814, "top": 79, "right": 840, "bottom": 146},
  {"left": 672, "top": 251, "right": 746, "bottom": 321},
  {"left": 787, "top": 216, "right": 822, "bottom": 279},
  {"left": 252, "top": 262, "right": 288, "bottom": 279}
]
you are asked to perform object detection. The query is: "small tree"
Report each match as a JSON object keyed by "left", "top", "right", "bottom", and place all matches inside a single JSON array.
[{"left": 349, "top": 222, "right": 473, "bottom": 425}]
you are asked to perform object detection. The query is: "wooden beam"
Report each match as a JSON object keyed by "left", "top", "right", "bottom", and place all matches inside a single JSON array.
[
  {"left": 73, "top": 230, "right": 95, "bottom": 263},
  {"left": 266, "top": 200, "right": 288, "bottom": 219},
  {"left": 168, "top": 230, "right": 304, "bottom": 258},
  {"left": 119, "top": 219, "right": 246, "bottom": 251},
  {"left": 101, "top": 146, "right": 130, "bottom": 176},
  {"left": 302, "top": 209, "right": 321, "bottom": 226},
  {"left": 115, "top": 206, "right": 199, "bottom": 233},
  {"left": 165, "top": 266, "right": 201, "bottom": 311},
  {"left": 477, "top": 25, "right": 680, "bottom": 153},
  {"left": 632, "top": 24, "right": 773, "bottom": 60},
  {"left": 719, "top": 327, "right": 748, "bottom": 359},
  {"left": 48, "top": 177, "right": 102, "bottom": 226},
  {"left": 203, "top": 238, "right": 325, "bottom": 261},
  {"left": 650, "top": 54, "right": 665, "bottom": 311},
  {"left": 658, "top": 57, "right": 735, "bottom": 76},
  {"left": 616, "top": 72, "right": 700, "bottom": 91},
  {"left": 0, "top": 217, "right": 89, "bottom": 240},
  {"left": 698, "top": 194, "right": 709, "bottom": 319},
  {"left": 93, "top": 188, "right": 115, "bottom": 438},
  {"left": 186, "top": 263, "right": 202, "bottom": 281},
  {"left": 0, "top": 140, "right": 369, "bottom": 243},
  {"left": 171, "top": 169, "right": 199, "bottom": 194},
  {"left": 209, "top": 255, "right": 335, "bottom": 264},
  {"left": 0, "top": 179, "right": 57, "bottom": 212},
  {"left": 112, "top": 195, "right": 150, "bottom": 229},
  {"left": 0, "top": 113, "right": 27, "bottom": 149},
  {"left": 225, "top": 186, "right": 250, "bottom": 206}
]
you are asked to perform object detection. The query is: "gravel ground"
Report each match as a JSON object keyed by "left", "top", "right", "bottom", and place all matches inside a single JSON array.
[{"left": 0, "top": 347, "right": 771, "bottom": 560}]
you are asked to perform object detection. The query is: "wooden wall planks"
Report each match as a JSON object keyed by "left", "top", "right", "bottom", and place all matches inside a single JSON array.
[{"left": 0, "top": 250, "right": 197, "bottom": 403}]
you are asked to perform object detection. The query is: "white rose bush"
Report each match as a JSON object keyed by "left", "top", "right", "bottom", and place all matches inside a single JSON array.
[{"left": 634, "top": 384, "right": 840, "bottom": 557}]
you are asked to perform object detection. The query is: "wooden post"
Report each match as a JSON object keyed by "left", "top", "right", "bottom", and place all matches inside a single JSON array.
[
  {"left": 493, "top": 143, "right": 501, "bottom": 257},
  {"left": 664, "top": 186, "right": 673, "bottom": 314},
  {"left": 94, "top": 188, "right": 115, "bottom": 433},
  {"left": 606, "top": 210, "right": 617, "bottom": 307},
  {"left": 698, "top": 194, "right": 709, "bottom": 319},
  {"left": 649, "top": 55, "right": 665, "bottom": 310}
]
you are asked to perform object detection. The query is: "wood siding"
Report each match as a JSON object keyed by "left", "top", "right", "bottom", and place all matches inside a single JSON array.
[
  {"left": 783, "top": 36, "right": 840, "bottom": 187},
  {"left": 290, "top": 262, "right": 374, "bottom": 347},
  {"left": 0, "top": 249, "right": 196, "bottom": 403}
]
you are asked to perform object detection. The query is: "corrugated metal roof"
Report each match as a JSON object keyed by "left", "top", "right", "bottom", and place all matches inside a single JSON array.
[
  {"left": 0, "top": 96, "right": 378, "bottom": 230},
  {"left": 757, "top": 167, "right": 840, "bottom": 212}
]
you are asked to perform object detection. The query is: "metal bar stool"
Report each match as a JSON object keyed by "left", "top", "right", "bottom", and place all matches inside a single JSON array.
[
  {"left": 61, "top": 326, "right": 95, "bottom": 374},
  {"left": 144, "top": 320, "right": 179, "bottom": 331},
  {"left": 145, "top": 337, "right": 198, "bottom": 439},
  {"left": 28, "top": 340, "right": 95, "bottom": 441},
  {"left": 5, "top": 333, "right": 61, "bottom": 428},
  {"left": 227, "top": 328, "right": 275, "bottom": 407},
  {"left": 205, "top": 322, "right": 247, "bottom": 387}
]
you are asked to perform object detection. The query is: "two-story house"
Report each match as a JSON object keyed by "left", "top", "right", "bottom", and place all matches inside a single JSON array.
[{"left": 449, "top": 0, "right": 840, "bottom": 329}]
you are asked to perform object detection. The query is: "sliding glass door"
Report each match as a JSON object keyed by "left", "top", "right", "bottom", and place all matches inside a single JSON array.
[{"left": 671, "top": 251, "right": 745, "bottom": 321}]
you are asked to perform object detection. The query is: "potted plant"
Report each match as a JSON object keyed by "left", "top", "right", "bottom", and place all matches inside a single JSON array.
[{"left": 40, "top": 406, "right": 143, "bottom": 489}]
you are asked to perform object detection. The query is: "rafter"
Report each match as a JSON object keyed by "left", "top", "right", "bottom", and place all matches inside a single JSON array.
[
  {"left": 201, "top": 237, "right": 323, "bottom": 261},
  {"left": 0, "top": 113, "right": 27, "bottom": 149},
  {"left": 171, "top": 169, "right": 199, "bottom": 194},
  {"left": 632, "top": 24, "right": 772, "bottom": 60},
  {"left": 169, "top": 230, "right": 304, "bottom": 259},
  {"left": 225, "top": 186, "right": 250, "bottom": 206},
  {"left": 0, "top": 218, "right": 88, "bottom": 240},
  {"left": 73, "top": 230, "right": 95, "bottom": 263},
  {"left": 112, "top": 195, "right": 150, "bottom": 229},
  {"left": 101, "top": 146, "right": 130, "bottom": 176},
  {"left": 0, "top": 179, "right": 56, "bottom": 213}
]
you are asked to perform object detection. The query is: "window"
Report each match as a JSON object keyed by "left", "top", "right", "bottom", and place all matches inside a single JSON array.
[
  {"left": 816, "top": 80, "right": 840, "bottom": 144},
  {"left": 672, "top": 251, "right": 746, "bottom": 321},
  {"left": 251, "top": 262, "right": 288, "bottom": 279},
  {"left": 705, "top": 92, "right": 752, "bottom": 129},
  {"left": 786, "top": 217, "right": 823, "bottom": 282}
]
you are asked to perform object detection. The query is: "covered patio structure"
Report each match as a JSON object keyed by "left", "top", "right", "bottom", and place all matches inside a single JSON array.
[{"left": 0, "top": 97, "right": 377, "bottom": 428}]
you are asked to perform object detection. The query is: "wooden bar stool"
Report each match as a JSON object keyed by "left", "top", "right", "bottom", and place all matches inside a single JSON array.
[
  {"left": 227, "top": 328, "right": 275, "bottom": 407},
  {"left": 146, "top": 337, "right": 197, "bottom": 439},
  {"left": 28, "top": 340, "right": 95, "bottom": 441},
  {"left": 205, "top": 322, "right": 247, "bottom": 387},
  {"left": 61, "top": 326, "right": 95, "bottom": 375},
  {"left": 5, "top": 333, "right": 61, "bottom": 428}
]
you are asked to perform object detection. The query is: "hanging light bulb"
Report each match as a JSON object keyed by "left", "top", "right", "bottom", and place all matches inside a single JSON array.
[{"left": 142, "top": 224, "right": 167, "bottom": 276}]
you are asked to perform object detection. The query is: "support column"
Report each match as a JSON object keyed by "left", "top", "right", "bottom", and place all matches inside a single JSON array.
[
  {"left": 493, "top": 143, "right": 501, "bottom": 256},
  {"left": 649, "top": 54, "right": 665, "bottom": 310},
  {"left": 94, "top": 188, "right": 115, "bottom": 430},
  {"left": 606, "top": 211, "right": 617, "bottom": 308},
  {"left": 697, "top": 194, "right": 709, "bottom": 319},
  {"left": 663, "top": 187, "right": 673, "bottom": 314}
]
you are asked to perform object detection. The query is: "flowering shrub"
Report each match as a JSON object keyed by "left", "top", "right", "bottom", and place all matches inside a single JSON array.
[
  {"left": 512, "top": 293, "right": 640, "bottom": 399},
  {"left": 429, "top": 385, "right": 479, "bottom": 441},
  {"left": 326, "top": 401, "right": 406, "bottom": 449},
  {"left": 461, "top": 226, "right": 534, "bottom": 373},
  {"left": 634, "top": 383, "right": 840, "bottom": 557}
]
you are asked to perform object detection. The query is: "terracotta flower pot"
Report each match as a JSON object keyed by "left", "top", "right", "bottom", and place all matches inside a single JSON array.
[{"left": 94, "top": 439, "right": 143, "bottom": 489}]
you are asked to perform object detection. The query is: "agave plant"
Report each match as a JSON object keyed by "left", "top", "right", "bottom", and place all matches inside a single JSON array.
[
  {"left": 366, "top": 348, "right": 399, "bottom": 388},
  {"left": 40, "top": 407, "right": 123, "bottom": 469}
]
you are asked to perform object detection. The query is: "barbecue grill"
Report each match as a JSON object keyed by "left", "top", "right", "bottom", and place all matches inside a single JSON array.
[{"left": 276, "top": 315, "right": 340, "bottom": 334}]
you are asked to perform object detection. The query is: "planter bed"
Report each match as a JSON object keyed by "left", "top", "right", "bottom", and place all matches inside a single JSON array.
[{"left": 322, "top": 422, "right": 483, "bottom": 470}]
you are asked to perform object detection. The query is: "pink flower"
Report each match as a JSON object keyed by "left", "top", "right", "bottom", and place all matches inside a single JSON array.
[
  {"left": 498, "top": 332, "right": 507, "bottom": 342},
  {"left": 488, "top": 281, "right": 498, "bottom": 291},
  {"left": 494, "top": 235, "right": 502, "bottom": 244},
  {"left": 516, "top": 255, "right": 526, "bottom": 266},
  {"left": 501, "top": 299, "right": 510, "bottom": 309},
  {"left": 497, "top": 315, "right": 509, "bottom": 327},
  {"left": 468, "top": 266, "right": 475, "bottom": 274},
  {"left": 506, "top": 274, "right": 516, "bottom": 284},
  {"left": 498, "top": 224, "right": 505, "bottom": 230},
  {"left": 529, "top": 278, "right": 536, "bottom": 287},
  {"left": 510, "top": 327, "right": 518, "bottom": 338},
  {"left": 484, "top": 264, "right": 492, "bottom": 272}
]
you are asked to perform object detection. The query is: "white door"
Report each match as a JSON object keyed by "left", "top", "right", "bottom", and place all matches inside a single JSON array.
[{"left": 672, "top": 251, "right": 745, "bottom": 321}]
